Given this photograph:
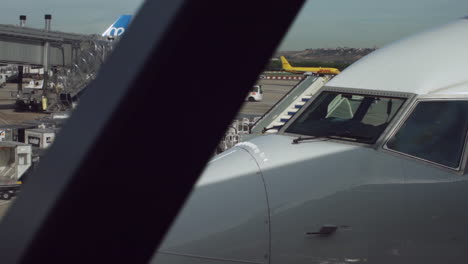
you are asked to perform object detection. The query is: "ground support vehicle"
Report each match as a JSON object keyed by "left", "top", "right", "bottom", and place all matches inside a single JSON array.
[{"left": 0, "top": 184, "right": 20, "bottom": 200}]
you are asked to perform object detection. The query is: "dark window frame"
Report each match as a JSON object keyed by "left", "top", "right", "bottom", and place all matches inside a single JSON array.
[
  {"left": 383, "top": 98, "right": 468, "bottom": 172},
  {"left": 284, "top": 91, "right": 407, "bottom": 144},
  {"left": 281, "top": 87, "right": 414, "bottom": 147}
]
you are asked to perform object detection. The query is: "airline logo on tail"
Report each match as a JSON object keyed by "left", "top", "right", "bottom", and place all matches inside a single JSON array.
[{"left": 102, "top": 15, "right": 132, "bottom": 37}]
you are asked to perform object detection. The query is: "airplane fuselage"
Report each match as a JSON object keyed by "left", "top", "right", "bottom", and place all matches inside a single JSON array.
[
  {"left": 151, "top": 17, "right": 468, "bottom": 264},
  {"left": 284, "top": 67, "right": 340, "bottom": 75},
  {"left": 280, "top": 56, "right": 341, "bottom": 75}
]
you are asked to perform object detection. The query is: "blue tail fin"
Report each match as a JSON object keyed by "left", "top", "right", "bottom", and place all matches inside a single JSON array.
[{"left": 102, "top": 15, "right": 132, "bottom": 37}]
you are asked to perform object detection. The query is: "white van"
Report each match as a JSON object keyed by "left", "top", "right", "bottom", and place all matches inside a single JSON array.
[{"left": 245, "top": 85, "right": 263, "bottom": 102}]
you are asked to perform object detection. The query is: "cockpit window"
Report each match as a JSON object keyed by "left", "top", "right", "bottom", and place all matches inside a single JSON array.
[
  {"left": 386, "top": 101, "right": 468, "bottom": 169},
  {"left": 285, "top": 91, "right": 405, "bottom": 144}
]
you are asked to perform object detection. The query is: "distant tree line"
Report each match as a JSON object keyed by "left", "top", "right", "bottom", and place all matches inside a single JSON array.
[{"left": 265, "top": 60, "right": 352, "bottom": 71}]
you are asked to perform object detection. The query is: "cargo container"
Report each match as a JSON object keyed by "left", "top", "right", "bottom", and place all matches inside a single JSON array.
[
  {"left": 0, "top": 142, "right": 33, "bottom": 200},
  {"left": 24, "top": 128, "right": 58, "bottom": 149}
]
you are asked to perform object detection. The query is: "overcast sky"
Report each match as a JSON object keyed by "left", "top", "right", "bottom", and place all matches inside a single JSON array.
[
  {"left": 1, "top": 1, "right": 467, "bottom": 50},
  {"left": 279, "top": 0, "right": 468, "bottom": 50}
]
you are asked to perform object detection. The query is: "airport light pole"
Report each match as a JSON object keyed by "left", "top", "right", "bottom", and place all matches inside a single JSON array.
[
  {"left": 42, "top": 14, "right": 52, "bottom": 109},
  {"left": 17, "top": 15, "right": 27, "bottom": 98},
  {"left": 19, "top": 15, "right": 26, "bottom": 27}
]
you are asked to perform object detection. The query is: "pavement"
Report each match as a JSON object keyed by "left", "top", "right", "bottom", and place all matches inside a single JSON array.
[
  {"left": 0, "top": 199, "right": 13, "bottom": 219},
  {"left": 237, "top": 80, "right": 299, "bottom": 117},
  {"left": 1, "top": 80, "right": 299, "bottom": 125},
  {"left": 0, "top": 82, "right": 47, "bottom": 222},
  {"left": 0, "top": 83, "right": 48, "bottom": 125},
  {"left": 0, "top": 79, "right": 300, "bottom": 222}
]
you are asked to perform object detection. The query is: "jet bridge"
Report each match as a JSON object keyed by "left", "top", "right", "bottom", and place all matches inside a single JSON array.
[
  {"left": 0, "top": 24, "right": 111, "bottom": 67},
  {"left": 0, "top": 18, "right": 114, "bottom": 112},
  {"left": 0, "top": 24, "right": 84, "bottom": 67}
]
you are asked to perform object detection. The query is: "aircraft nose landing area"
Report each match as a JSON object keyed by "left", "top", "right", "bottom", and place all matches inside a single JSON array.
[{"left": 153, "top": 148, "right": 271, "bottom": 264}]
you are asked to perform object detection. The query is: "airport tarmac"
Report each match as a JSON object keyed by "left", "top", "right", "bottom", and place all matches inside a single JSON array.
[
  {"left": 237, "top": 79, "right": 299, "bottom": 117},
  {"left": 0, "top": 83, "right": 48, "bottom": 125},
  {"left": 0, "top": 79, "right": 300, "bottom": 125},
  {"left": 0, "top": 79, "right": 300, "bottom": 222},
  {"left": 0, "top": 199, "right": 13, "bottom": 219},
  {"left": 0, "top": 81, "right": 299, "bottom": 124}
]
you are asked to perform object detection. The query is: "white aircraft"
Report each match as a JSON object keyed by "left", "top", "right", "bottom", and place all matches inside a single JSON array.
[{"left": 152, "top": 17, "right": 468, "bottom": 264}]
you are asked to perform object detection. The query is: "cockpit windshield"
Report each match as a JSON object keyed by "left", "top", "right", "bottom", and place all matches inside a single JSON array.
[{"left": 284, "top": 91, "right": 406, "bottom": 144}]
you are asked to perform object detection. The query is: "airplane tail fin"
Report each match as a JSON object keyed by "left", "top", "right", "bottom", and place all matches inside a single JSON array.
[
  {"left": 102, "top": 15, "right": 132, "bottom": 37},
  {"left": 280, "top": 56, "right": 293, "bottom": 70}
]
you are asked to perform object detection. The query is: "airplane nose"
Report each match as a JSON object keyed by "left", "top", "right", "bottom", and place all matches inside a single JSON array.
[
  {"left": 197, "top": 147, "right": 262, "bottom": 186},
  {"left": 154, "top": 147, "right": 270, "bottom": 263}
]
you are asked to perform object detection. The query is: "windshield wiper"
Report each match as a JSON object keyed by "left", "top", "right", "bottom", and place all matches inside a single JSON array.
[
  {"left": 292, "top": 135, "right": 327, "bottom": 144},
  {"left": 328, "top": 132, "right": 373, "bottom": 141},
  {"left": 262, "top": 126, "right": 282, "bottom": 134},
  {"left": 292, "top": 133, "right": 373, "bottom": 144}
]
